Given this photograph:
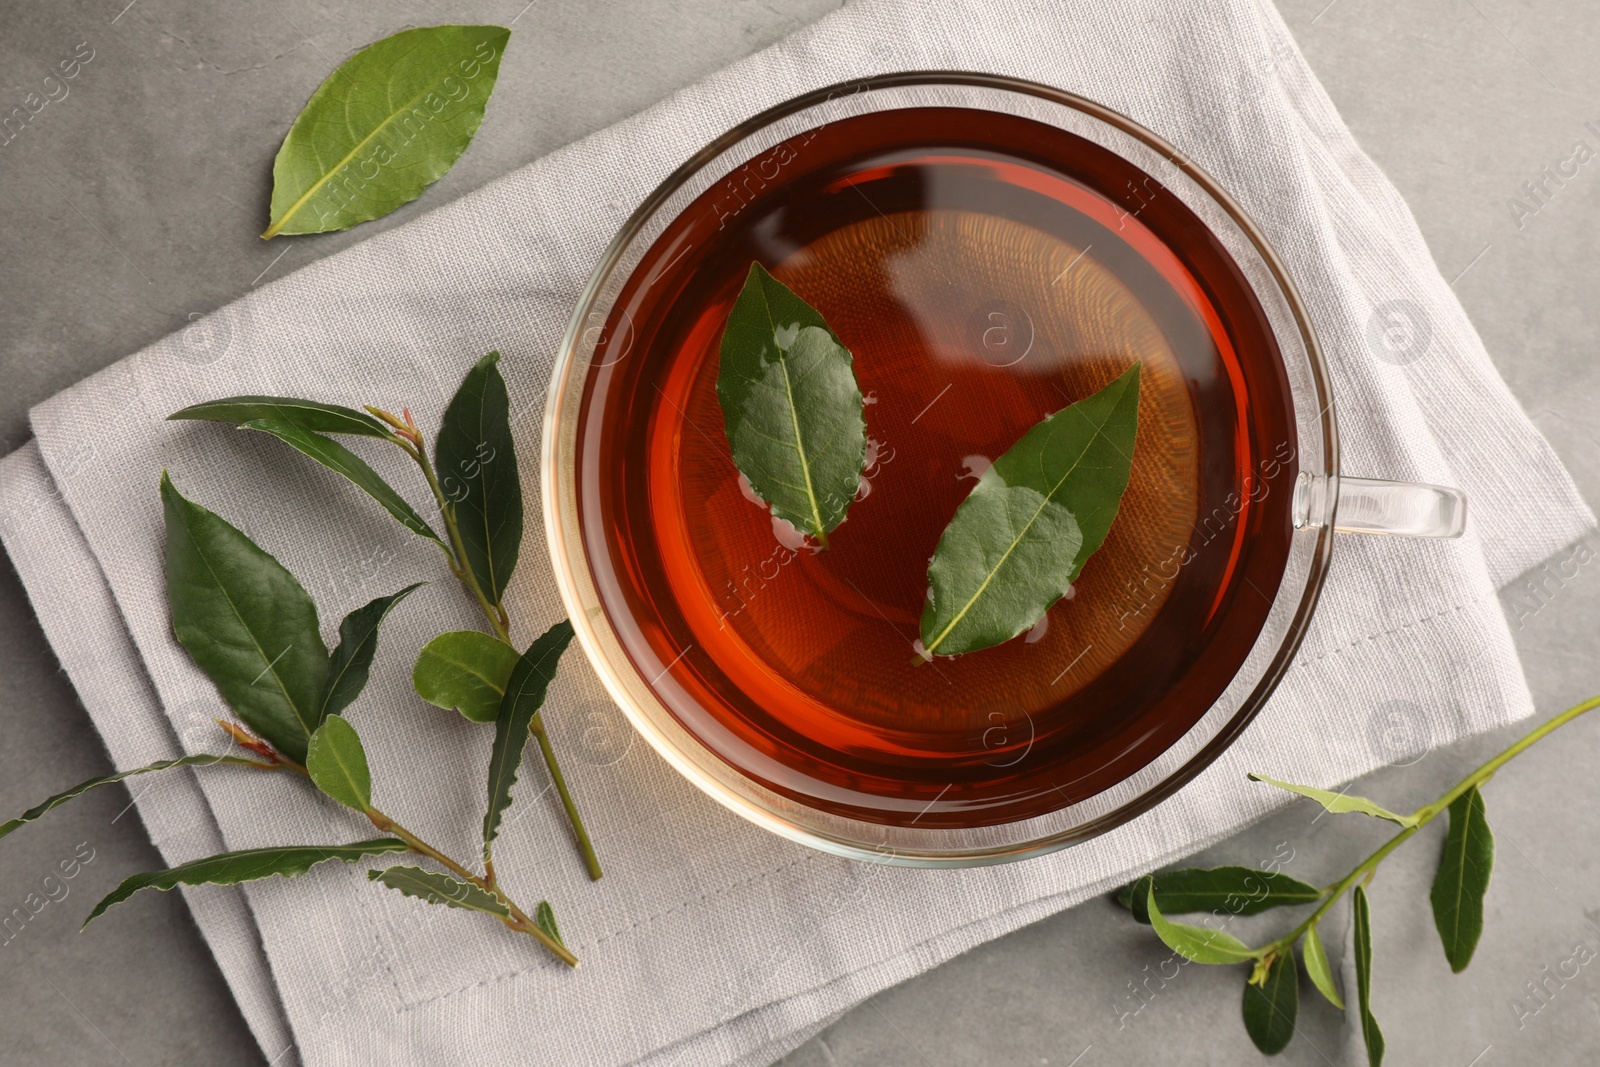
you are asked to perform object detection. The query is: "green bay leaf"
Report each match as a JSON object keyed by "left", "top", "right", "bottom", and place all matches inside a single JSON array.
[
  {"left": 1302, "top": 923, "right": 1345, "bottom": 1010},
  {"left": 1145, "top": 881, "right": 1262, "bottom": 965},
  {"left": 239, "top": 420, "right": 444, "bottom": 546},
  {"left": 305, "top": 715, "right": 373, "bottom": 812},
  {"left": 436, "top": 351, "right": 522, "bottom": 604},
  {"left": 162, "top": 473, "right": 329, "bottom": 764},
  {"left": 1429, "top": 785, "right": 1494, "bottom": 973},
  {"left": 412, "top": 630, "right": 521, "bottom": 723},
  {"left": 716, "top": 262, "right": 866, "bottom": 546},
  {"left": 920, "top": 363, "right": 1140, "bottom": 657},
  {"left": 168, "top": 396, "right": 391, "bottom": 437},
  {"left": 367, "top": 865, "right": 509, "bottom": 917},
  {"left": 1116, "top": 865, "right": 1322, "bottom": 923},
  {"left": 1248, "top": 774, "right": 1417, "bottom": 827},
  {"left": 320, "top": 584, "right": 424, "bottom": 721},
  {"left": 484, "top": 621, "right": 575, "bottom": 862},
  {"left": 83, "top": 839, "right": 408, "bottom": 926},
  {"left": 1241, "top": 949, "right": 1298, "bottom": 1055},
  {"left": 263, "top": 25, "right": 510, "bottom": 238},
  {"left": 1353, "top": 885, "right": 1385, "bottom": 1066},
  {"left": 535, "top": 900, "right": 564, "bottom": 947},
  {"left": 1, "top": 754, "right": 271, "bottom": 840}
]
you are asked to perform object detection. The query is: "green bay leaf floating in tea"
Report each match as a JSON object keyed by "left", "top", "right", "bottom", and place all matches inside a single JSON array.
[
  {"left": 920, "top": 363, "right": 1141, "bottom": 658},
  {"left": 716, "top": 262, "right": 867, "bottom": 547}
]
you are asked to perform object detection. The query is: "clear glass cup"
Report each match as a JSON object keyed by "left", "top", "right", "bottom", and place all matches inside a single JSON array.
[{"left": 541, "top": 73, "right": 1465, "bottom": 867}]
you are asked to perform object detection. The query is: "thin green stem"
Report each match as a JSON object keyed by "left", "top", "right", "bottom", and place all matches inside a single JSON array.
[
  {"left": 275, "top": 746, "right": 577, "bottom": 965},
  {"left": 532, "top": 717, "right": 603, "bottom": 881},
  {"left": 365, "top": 805, "right": 578, "bottom": 967},
  {"left": 1412, "top": 693, "right": 1600, "bottom": 822},
  {"left": 1268, "top": 693, "right": 1600, "bottom": 955},
  {"left": 382, "top": 432, "right": 461, "bottom": 572},
  {"left": 438, "top": 500, "right": 511, "bottom": 643},
  {"left": 1272, "top": 827, "right": 1418, "bottom": 954},
  {"left": 404, "top": 440, "right": 511, "bottom": 643}
]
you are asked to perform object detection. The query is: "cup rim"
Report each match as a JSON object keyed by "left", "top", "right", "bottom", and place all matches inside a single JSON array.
[{"left": 542, "top": 71, "right": 1338, "bottom": 866}]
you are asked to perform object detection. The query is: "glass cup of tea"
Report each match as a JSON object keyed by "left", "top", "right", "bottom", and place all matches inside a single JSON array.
[{"left": 541, "top": 73, "right": 1466, "bottom": 867}]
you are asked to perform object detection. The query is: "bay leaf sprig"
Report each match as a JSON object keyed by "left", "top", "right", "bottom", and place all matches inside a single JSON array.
[
  {"left": 2, "top": 473, "right": 579, "bottom": 964},
  {"left": 716, "top": 262, "right": 868, "bottom": 548},
  {"left": 920, "top": 363, "right": 1141, "bottom": 658},
  {"left": 263, "top": 25, "right": 511, "bottom": 238},
  {"left": 168, "top": 350, "right": 603, "bottom": 881},
  {"left": 1117, "top": 692, "right": 1600, "bottom": 1062}
]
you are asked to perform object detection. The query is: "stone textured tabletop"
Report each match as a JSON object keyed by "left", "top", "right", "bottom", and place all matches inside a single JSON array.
[{"left": 2, "top": 1, "right": 1597, "bottom": 1064}]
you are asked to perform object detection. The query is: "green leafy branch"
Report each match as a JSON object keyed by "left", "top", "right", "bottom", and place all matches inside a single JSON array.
[
  {"left": 167, "top": 351, "right": 601, "bottom": 880},
  {"left": 1118, "top": 693, "right": 1600, "bottom": 1062},
  {"left": 1, "top": 353, "right": 592, "bottom": 968}
]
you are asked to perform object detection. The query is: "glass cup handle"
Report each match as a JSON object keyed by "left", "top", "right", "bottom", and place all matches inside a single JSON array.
[{"left": 1294, "top": 473, "right": 1467, "bottom": 538}]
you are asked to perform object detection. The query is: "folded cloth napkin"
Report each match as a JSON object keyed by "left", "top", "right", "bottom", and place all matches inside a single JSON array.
[{"left": 1, "top": 0, "right": 1592, "bottom": 1063}]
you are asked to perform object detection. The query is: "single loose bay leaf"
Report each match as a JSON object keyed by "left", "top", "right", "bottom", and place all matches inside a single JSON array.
[
  {"left": 83, "top": 839, "right": 407, "bottom": 926},
  {"left": 920, "top": 363, "right": 1140, "bottom": 657},
  {"left": 436, "top": 351, "right": 522, "bottom": 604},
  {"left": 263, "top": 25, "right": 511, "bottom": 238},
  {"left": 1242, "top": 949, "right": 1299, "bottom": 1055},
  {"left": 239, "top": 420, "right": 444, "bottom": 546},
  {"left": 320, "top": 584, "right": 424, "bottom": 721},
  {"left": 1248, "top": 774, "right": 1417, "bottom": 827},
  {"left": 1430, "top": 784, "right": 1494, "bottom": 973},
  {"left": 484, "top": 621, "right": 576, "bottom": 862},
  {"left": 1353, "top": 885, "right": 1385, "bottom": 1066},
  {"left": 1144, "top": 882, "right": 1262, "bottom": 965},
  {"left": 305, "top": 715, "right": 373, "bottom": 812},
  {"left": 412, "top": 630, "right": 521, "bottom": 723},
  {"left": 169, "top": 396, "right": 391, "bottom": 437},
  {"left": 1302, "top": 923, "right": 1345, "bottom": 1010},
  {"left": 1, "top": 754, "right": 271, "bottom": 839},
  {"left": 1116, "top": 866, "right": 1322, "bottom": 923},
  {"left": 162, "top": 473, "right": 329, "bottom": 764},
  {"left": 367, "top": 865, "right": 509, "bottom": 918},
  {"left": 716, "top": 262, "right": 866, "bottom": 546}
]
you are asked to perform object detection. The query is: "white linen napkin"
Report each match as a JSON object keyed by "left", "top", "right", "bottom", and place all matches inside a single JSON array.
[{"left": 1, "top": 0, "right": 1592, "bottom": 1063}]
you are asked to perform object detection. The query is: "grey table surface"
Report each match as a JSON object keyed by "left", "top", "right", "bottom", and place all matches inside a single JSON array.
[{"left": 2, "top": 0, "right": 1598, "bottom": 1064}]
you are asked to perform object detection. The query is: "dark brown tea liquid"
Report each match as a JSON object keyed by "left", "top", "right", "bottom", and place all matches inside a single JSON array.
[{"left": 576, "top": 107, "right": 1297, "bottom": 828}]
